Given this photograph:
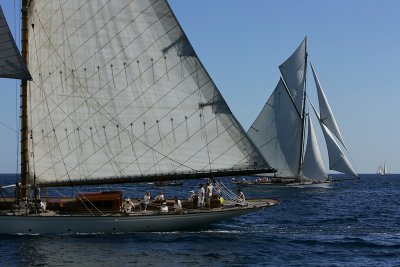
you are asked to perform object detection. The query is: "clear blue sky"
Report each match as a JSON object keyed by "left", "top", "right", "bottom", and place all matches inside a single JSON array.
[{"left": 0, "top": 0, "right": 399, "bottom": 174}]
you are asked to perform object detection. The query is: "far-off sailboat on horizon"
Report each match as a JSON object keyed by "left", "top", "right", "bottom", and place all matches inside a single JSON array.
[
  {"left": 241, "top": 37, "right": 358, "bottom": 186},
  {"left": 377, "top": 162, "right": 390, "bottom": 176}
]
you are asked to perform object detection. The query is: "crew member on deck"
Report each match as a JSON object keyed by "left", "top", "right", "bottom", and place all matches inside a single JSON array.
[
  {"left": 206, "top": 182, "right": 213, "bottom": 207},
  {"left": 155, "top": 192, "right": 164, "bottom": 202},
  {"left": 37, "top": 199, "right": 46, "bottom": 214},
  {"left": 198, "top": 184, "right": 205, "bottom": 207},
  {"left": 173, "top": 197, "right": 182, "bottom": 212},
  {"left": 141, "top": 191, "right": 151, "bottom": 211},
  {"left": 121, "top": 198, "right": 134, "bottom": 214},
  {"left": 237, "top": 188, "right": 246, "bottom": 203},
  {"left": 160, "top": 202, "right": 169, "bottom": 213}
]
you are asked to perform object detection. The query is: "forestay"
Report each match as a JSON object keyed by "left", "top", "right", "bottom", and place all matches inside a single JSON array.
[{"left": 26, "top": 0, "right": 269, "bottom": 186}]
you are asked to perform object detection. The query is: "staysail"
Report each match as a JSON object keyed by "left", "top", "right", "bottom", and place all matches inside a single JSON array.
[
  {"left": 0, "top": 5, "right": 31, "bottom": 80},
  {"left": 247, "top": 78, "right": 302, "bottom": 178},
  {"left": 317, "top": 117, "right": 357, "bottom": 177},
  {"left": 310, "top": 63, "right": 346, "bottom": 148},
  {"left": 301, "top": 115, "right": 328, "bottom": 180},
  {"left": 26, "top": 0, "right": 270, "bottom": 186}
]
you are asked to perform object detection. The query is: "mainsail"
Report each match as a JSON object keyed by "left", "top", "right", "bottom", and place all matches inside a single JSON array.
[
  {"left": 0, "top": 5, "right": 31, "bottom": 80},
  {"left": 278, "top": 37, "right": 307, "bottom": 113},
  {"left": 25, "top": 0, "right": 270, "bottom": 186},
  {"left": 247, "top": 79, "right": 302, "bottom": 178}
]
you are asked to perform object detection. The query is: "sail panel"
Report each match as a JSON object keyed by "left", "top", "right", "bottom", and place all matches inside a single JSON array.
[
  {"left": 248, "top": 79, "right": 302, "bottom": 178},
  {"left": 0, "top": 5, "right": 31, "bottom": 80},
  {"left": 301, "top": 116, "right": 328, "bottom": 180},
  {"left": 319, "top": 123, "right": 357, "bottom": 177},
  {"left": 27, "top": 0, "right": 268, "bottom": 184},
  {"left": 311, "top": 63, "right": 346, "bottom": 148},
  {"left": 278, "top": 37, "right": 306, "bottom": 113}
]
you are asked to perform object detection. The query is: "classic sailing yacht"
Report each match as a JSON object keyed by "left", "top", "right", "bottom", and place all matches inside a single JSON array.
[
  {"left": 245, "top": 38, "right": 357, "bottom": 185},
  {"left": 0, "top": 0, "right": 278, "bottom": 234},
  {"left": 377, "top": 162, "right": 389, "bottom": 176}
]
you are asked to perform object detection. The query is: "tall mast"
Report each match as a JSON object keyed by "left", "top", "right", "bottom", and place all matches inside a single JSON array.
[
  {"left": 298, "top": 42, "right": 308, "bottom": 177},
  {"left": 20, "top": 0, "right": 30, "bottom": 199}
]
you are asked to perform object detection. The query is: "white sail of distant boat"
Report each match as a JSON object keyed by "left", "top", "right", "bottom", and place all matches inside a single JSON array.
[
  {"left": 248, "top": 37, "right": 358, "bottom": 183},
  {"left": 377, "top": 162, "right": 389, "bottom": 175},
  {"left": 0, "top": 0, "right": 278, "bottom": 234},
  {"left": 0, "top": 5, "right": 31, "bottom": 80}
]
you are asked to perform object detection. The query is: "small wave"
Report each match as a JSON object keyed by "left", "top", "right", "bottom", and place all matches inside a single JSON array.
[{"left": 291, "top": 236, "right": 400, "bottom": 249}]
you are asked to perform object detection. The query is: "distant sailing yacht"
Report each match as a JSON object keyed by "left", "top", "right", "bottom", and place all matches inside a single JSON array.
[
  {"left": 245, "top": 37, "right": 358, "bottom": 186},
  {"left": 377, "top": 162, "right": 389, "bottom": 176},
  {"left": 0, "top": 0, "right": 278, "bottom": 234}
]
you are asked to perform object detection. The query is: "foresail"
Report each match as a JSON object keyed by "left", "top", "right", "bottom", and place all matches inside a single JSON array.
[
  {"left": 279, "top": 37, "right": 307, "bottom": 113},
  {"left": 0, "top": 5, "right": 31, "bottom": 80},
  {"left": 310, "top": 63, "right": 346, "bottom": 149},
  {"left": 26, "top": 0, "right": 269, "bottom": 186},
  {"left": 301, "top": 116, "right": 328, "bottom": 180},
  {"left": 319, "top": 123, "right": 357, "bottom": 177},
  {"left": 248, "top": 79, "right": 302, "bottom": 178}
]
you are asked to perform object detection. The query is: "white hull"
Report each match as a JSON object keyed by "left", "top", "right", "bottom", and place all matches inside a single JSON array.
[{"left": 0, "top": 200, "right": 278, "bottom": 235}]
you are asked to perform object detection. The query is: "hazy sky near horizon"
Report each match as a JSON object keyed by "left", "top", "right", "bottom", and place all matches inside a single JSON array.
[{"left": 0, "top": 0, "right": 399, "bottom": 174}]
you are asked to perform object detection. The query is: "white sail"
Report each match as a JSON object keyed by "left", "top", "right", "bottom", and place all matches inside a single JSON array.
[
  {"left": 310, "top": 63, "right": 346, "bottom": 149},
  {"left": 279, "top": 37, "right": 307, "bottom": 113},
  {"left": 248, "top": 79, "right": 302, "bottom": 178},
  {"left": 0, "top": 5, "right": 31, "bottom": 80},
  {"left": 301, "top": 116, "right": 328, "bottom": 180},
  {"left": 319, "top": 122, "right": 357, "bottom": 177},
  {"left": 26, "top": 0, "right": 269, "bottom": 185},
  {"left": 376, "top": 165, "right": 383, "bottom": 174}
]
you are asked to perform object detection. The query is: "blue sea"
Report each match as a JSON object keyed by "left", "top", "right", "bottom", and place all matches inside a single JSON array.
[{"left": 0, "top": 174, "right": 399, "bottom": 266}]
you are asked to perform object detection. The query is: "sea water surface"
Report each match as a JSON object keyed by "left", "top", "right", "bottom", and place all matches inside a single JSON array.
[{"left": 0, "top": 174, "right": 399, "bottom": 266}]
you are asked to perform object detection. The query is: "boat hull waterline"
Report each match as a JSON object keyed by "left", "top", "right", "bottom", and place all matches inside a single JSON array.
[{"left": 0, "top": 199, "right": 278, "bottom": 235}]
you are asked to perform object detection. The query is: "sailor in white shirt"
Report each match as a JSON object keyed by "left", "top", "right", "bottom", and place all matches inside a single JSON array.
[
  {"left": 160, "top": 202, "right": 169, "bottom": 213},
  {"left": 198, "top": 184, "right": 205, "bottom": 207},
  {"left": 121, "top": 198, "right": 134, "bottom": 213},
  {"left": 173, "top": 197, "right": 182, "bottom": 212}
]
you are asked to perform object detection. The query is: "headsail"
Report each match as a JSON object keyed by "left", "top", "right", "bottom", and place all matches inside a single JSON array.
[
  {"left": 26, "top": 0, "right": 269, "bottom": 186},
  {"left": 316, "top": 115, "right": 357, "bottom": 177},
  {"left": 0, "top": 5, "right": 31, "bottom": 80},
  {"left": 310, "top": 63, "right": 346, "bottom": 148},
  {"left": 301, "top": 115, "right": 328, "bottom": 180},
  {"left": 247, "top": 79, "right": 302, "bottom": 178},
  {"left": 279, "top": 37, "right": 307, "bottom": 113}
]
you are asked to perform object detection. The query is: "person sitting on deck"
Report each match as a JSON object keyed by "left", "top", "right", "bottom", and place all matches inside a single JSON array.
[
  {"left": 121, "top": 198, "right": 134, "bottom": 214},
  {"left": 160, "top": 202, "right": 169, "bottom": 213},
  {"left": 154, "top": 192, "right": 164, "bottom": 202},
  {"left": 37, "top": 199, "right": 46, "bottom": 214},
  {"left": 188, "top": 190, "right": 195, "bottom": 202},
  {"left": 173, "top": 197, "right": 182, "bottom": 212},
  {"left": 236, "top": 188, "right": 246, "bottom": 203}
]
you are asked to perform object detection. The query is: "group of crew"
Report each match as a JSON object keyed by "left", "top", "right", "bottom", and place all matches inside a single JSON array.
[
  {"left": 121, "top": 191, "right": 182, "bottom": 214},
  {"left": 121, "top": 179, "right": 246, "bottom": 214},
  {"left": 196, "top": 179, "right": 245, "bottom": 208}
]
